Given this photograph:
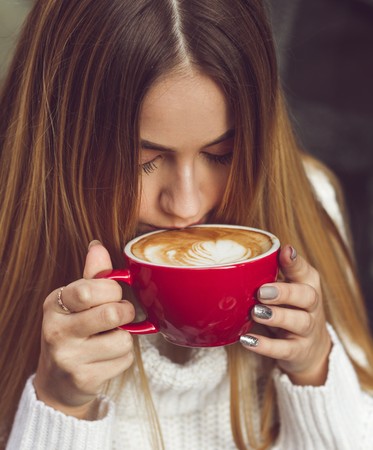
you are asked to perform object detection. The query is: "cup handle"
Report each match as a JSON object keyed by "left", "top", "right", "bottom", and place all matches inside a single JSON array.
[{"left": 95, "top": 269, "right": 159, "bottom": 334}]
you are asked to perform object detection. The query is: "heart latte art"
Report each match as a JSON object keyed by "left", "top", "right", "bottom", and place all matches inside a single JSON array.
[{"left": 131, "top": 226, "right": 273, "bottom": 267}]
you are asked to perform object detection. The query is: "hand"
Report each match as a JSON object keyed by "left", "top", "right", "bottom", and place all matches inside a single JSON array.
[
  {"left": 34, "top": 241, "right": 135, "bottom": 419},
  {"left": 240, "top": 245, "right": 332, "bottom": 386}
]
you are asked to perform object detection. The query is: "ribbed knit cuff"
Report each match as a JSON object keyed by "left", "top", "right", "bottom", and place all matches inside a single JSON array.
[
  {"left": 273, "top": 324, "right": 370, "bottom": 450},
  {"left": 7, "top": 376, "right": 115, "bottom": 450}
]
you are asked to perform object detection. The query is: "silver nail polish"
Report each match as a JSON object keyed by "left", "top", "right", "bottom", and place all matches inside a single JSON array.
[
  {"left": 240, "top": 335, "right": 259, "bottom": 347},
  {"left": 259, "top": 286, "right": 278, "bottom": 300},
  {"left": 290, "top": 246, "right": 297, "bottom": 261},
  {"left": 254, "top": 304, "right": 272, "bottom": 319}
]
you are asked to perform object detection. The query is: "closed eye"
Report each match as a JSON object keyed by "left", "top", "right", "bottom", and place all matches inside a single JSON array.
[
  {"left": 140, "top": 151, "right": 233, "bottom": 174},
  {"left": 203, "top": 152, "right": 233, "bottom": 165}
]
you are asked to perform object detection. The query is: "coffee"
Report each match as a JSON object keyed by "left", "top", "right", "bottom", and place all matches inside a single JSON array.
[{"left": 131, "top": 226, "right": 272, "bottom": 267}]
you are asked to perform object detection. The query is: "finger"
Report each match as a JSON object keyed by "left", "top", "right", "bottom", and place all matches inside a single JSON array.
[
  {"left": 279, "top": 245, "right": 320, "bottom": 288},
  {"left": 66, "top": 300, "right": 136, "bottom": 336},
  {"left": 83, "top": 240, "right": 113, "bottom": 279},
  {"left": 47, "top": 278, "right": 123, "bottom": 315},
  {"left": 240, "top": 333, "right": 299, "bottom": 361},
  {"left": 66, "top": 353, "right": 135, "bottom": 395},
  {"left": 85, "top": 352, "right": 135, "bottom": 386},
  {"left": 251, "top": 304, "right": 314, "bottom": 336},
  {"left": 63, "top": 279, "right": 123, "bottom": 313},
  {"left": 85, "top": 329, "right": 133, "bottom": 363},
  {"left": 257, "top": 281, "right": 319, "bottom": 312}
]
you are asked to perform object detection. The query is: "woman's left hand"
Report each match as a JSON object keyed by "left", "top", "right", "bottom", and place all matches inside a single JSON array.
[{"left": 240, "top": 245, "right": 332, "bottom": 386}]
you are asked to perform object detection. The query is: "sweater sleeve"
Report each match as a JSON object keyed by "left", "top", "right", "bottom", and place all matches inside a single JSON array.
[
  {"left": 6, "top": 376, "right": 115, "bottom": 450},
  {"left": 272, "top": 324, "right": 373, "bottom": 450}
]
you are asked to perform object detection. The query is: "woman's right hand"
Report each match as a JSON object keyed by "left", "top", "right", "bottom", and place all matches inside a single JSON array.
[{"left": 33, "top": 241, "right": 135, "bottom": 419}]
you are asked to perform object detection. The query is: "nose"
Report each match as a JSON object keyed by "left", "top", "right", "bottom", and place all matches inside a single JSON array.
[{"left": 159, "top": 164, "right": 202, "bottom": 225}]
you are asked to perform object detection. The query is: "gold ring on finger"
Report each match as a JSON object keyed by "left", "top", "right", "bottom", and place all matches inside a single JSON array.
[{"left": 57, "top": 287, "right": 71, "bottom": 314}]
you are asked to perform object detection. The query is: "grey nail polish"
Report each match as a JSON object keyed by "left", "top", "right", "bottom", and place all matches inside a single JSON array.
[
  {"left": 290, "top": 246, "right": 297, "bottom": 261},
  {"left": 258, "top": 286, "right": 278, "bottom": 300},
  {"left": 240, "top": 335, "right": 259, "bottom": 347},
  {"left": 253, "top": 304, "right": 272, "bottom": 319}
]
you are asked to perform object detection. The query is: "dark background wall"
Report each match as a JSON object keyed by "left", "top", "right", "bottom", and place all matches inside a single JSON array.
[{"left": 265, "top": 0, "right": 373, "bottom": 328}]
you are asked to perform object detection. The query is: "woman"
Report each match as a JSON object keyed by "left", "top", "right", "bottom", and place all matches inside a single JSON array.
[{"left": 1, "top": 0, "right": 372, "bottom": 448}]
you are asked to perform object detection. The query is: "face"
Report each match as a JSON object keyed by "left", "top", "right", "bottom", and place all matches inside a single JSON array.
[{"left": 137, "top": 70, "right": 234, "bottom": 235}]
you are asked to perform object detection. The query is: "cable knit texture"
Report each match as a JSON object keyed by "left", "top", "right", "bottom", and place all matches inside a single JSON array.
[
  {"left": 7, "top": 378, "right": 114, "bottom": 449},
  {"left": 112, "top": 337, "right": 234, "bottom": 449},
  {"left": 6, "top": 326, "right": 373, "bottom": 449},
  {"left": 272, "top": 325, "right": 373, "bottom": 450}
]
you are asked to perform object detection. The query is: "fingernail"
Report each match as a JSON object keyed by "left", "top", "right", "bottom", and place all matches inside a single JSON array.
[
  {"left": 240, "top": 335, "right": 259, "bottom": 347},
  {"left": 253, "top": 304, "right": 272, "bottom": 319},
  {"left": 258, "top": 286, "right": 278, "bottom": 300},
  {"left": 289, "top": 246, "right": 297, "bottom": 261},
  {"left": 88, "top": 240, "right": 102, "bottom": 250}
]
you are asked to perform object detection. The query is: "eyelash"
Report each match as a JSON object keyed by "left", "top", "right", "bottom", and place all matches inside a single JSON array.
[
  {"left": 142, "top": 160, "right": 158, "bottom": 175},
  {"left": 141, "top": 152, "right": 233, "bottom": 174}
]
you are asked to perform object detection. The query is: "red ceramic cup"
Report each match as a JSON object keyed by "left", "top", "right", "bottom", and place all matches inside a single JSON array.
[{"left": 98, "top": 225, "right": 280, "bottom": 347}]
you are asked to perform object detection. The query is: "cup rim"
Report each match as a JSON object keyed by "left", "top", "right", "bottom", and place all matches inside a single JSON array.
[{"left": 124, "top": 224, "right": 280, "bottom": 269}]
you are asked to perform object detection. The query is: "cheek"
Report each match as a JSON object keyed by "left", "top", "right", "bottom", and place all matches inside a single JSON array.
[
  {"left": 207, "top": 167, "right": 230, "bottom": 199},
  {"left": 138, "top": 177, "right": 157, "bottom": 216}
]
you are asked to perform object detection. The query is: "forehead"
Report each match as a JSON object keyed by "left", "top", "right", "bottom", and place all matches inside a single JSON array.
[{"left": 139, "top": 71, "right": 233, "bottom": 146}]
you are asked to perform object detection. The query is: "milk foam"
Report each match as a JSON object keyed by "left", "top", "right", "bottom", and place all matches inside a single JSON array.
[
  {"left": 144, "top": 239, "right": 252, "bottom": 266},
  {"left": 131, "top": 226, "right": 273, "bottom": 267}
]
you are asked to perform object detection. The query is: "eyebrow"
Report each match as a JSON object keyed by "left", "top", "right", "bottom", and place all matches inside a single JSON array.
[{"left": 140, "top": 128, "right": 235, "bottom": 152}]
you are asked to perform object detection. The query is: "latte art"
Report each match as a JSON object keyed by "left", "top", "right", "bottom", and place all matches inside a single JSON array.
[
  {"left": 131, "top": 226, "right": 273, "bottom": 267},
  {"left": 144, "top": 239, "right": 251, "bottom": 266}
]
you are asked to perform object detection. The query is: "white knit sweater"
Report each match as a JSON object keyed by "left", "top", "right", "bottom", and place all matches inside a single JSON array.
[
  {"left": 6, "top": 325, "right": 373, "bottom": 449},
  {"left": 6, "top": 165, "right": 373, "bottom": 449}
]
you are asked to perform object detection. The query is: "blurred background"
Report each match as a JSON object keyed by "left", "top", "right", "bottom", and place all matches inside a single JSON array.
[
  {"left": 0, "top": 1, "right": 30, "bottom": 79},
  {"left": 1, "top": 0, "right": 372, "bottom": 325},
  {"left": 264, "top": 0, "right": 373, "bottom": 326}
]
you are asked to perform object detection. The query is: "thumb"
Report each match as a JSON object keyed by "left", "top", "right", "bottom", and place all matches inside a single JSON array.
[
  {"left": 83, "top": 240, "right": 113, "bottom": 279},
  {"left": 279, "top": 244, "right": 319, "bottom": 287}
]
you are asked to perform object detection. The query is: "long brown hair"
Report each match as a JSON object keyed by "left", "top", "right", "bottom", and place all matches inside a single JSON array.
[{"left": 1, "top": 0, "right": 372, "bottom": 448}]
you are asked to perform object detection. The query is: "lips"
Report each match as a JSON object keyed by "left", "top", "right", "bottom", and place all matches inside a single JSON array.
[{"left": 138, "top": 218, "right": 207, "bottom": 234}]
